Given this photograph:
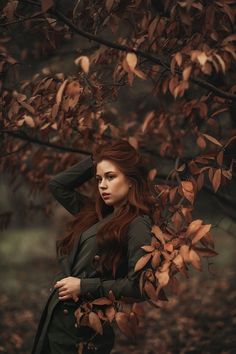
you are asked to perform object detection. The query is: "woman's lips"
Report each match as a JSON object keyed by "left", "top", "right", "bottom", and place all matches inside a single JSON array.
[{"left": 102, "top": 194, "right": 110, "bottom": 199}]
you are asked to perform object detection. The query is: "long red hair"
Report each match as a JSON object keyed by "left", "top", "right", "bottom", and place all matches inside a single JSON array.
[{"left": 56, "top": 139, "right": 156, "bottom": 277}]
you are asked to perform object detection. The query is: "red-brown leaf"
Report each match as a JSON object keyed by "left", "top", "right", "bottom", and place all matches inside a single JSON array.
[
  {"left": 202, "top": 133, "right": 222, "bottom": 147},
  {"left": 144, "top": 280, "right": 157, "bottom": 300},
  {"left": 155, "top": 270, "right": 170, "bottom": 287},
  {"left": 56, "top": 79, "right": 68, "bottom": 105},
  {"left": 132, "top": 302, "right": 144, "bottom": 316},
  {"left": 141, "top": 245, "right": 155, "bottom": 252},
  {"left": 105, "top": 305, "right": 116, "bottom": 323},
  {"left": 212, "top": 168, "right": 221, "bottom": 192},
  {"left": 115, "top": 312, "right": 134, "bottom": 338},
  {"left": 192, "top": 224, "right": 211, "bottom": 245},
  {"left": 189, "top": 249, "right": 202, "bottom": 271},
  {"left": 134, "top": 253, "right": 152, "bottom": 272},
  {"left": 92, "top": 297, "right": 112, "bottom": 305},
  {"left": 179, "top": 245, "right": 190, "bottom": 263},
  {"left": 126, "top": 53, "right": 137, "bottom": 71},
  {"left": 141, "top": 111, "right": 155, "bottom": 133},
  {"left": 186, "top": 219, "right": 203, "bottom": 236},
  {"left": 88, "top": 312, "right": 103, "bottom": 335}
]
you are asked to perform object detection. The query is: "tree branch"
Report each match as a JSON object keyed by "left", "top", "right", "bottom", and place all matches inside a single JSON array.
[
  {"left": 0, "top": 11, "right": 45, "bottom": 26},
  {"left": 1, "top": 130, "right": 91, "bottom": 155},
  {"left": 53, "top": 9, "right": 236, "bottom": 102},
  {"left": 6, "top": 1, "right": 236, "bottom": 101}
]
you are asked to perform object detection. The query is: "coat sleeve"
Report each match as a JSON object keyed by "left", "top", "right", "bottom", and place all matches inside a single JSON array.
[
  {"left": 80, "top": 214, "right": 152, "bottom": 301},
  {"left": 48, "top": 155, "right": 94, "bottom": 215}
]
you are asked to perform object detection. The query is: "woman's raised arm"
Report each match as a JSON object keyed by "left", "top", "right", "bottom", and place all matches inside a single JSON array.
[{"left": 48, "top": 155, "right": 94, "bottom": 215}]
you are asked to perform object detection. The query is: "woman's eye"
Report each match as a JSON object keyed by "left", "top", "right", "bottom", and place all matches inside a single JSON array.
[{"left": 96, "top": 176, "right": 114, "bottom": 183}]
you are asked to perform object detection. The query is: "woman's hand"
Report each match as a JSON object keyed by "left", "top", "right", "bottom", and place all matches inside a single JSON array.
[{"left": 54, "top": 276, "right": 81, "bottom": 302}]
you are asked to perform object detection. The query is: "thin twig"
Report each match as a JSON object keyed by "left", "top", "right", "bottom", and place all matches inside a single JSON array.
[{"left": 0, "top": 11, "right": 45, "bottom": 26}]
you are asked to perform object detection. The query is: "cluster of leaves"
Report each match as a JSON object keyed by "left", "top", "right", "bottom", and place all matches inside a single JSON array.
[
  {"left": 1, "top": 0, "right": 236, "bottom": 344},
  {"left": 74, "top": 292, "right": 143, "bottom": 340}
]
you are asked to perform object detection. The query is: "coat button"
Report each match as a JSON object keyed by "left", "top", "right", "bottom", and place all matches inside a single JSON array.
[
  {"left": 94, "top": 255, "right": 100, "bottom": 261},
  {"left": 63, "top": 309, "right": 69, "bottom": 315}
]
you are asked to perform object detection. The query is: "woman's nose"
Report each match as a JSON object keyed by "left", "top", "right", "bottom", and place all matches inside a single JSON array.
[{"left": 100, "top": 179, "right": 107, "bottom": 188}]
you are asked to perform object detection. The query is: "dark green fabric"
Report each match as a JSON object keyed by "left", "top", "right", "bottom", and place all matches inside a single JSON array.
[
  {"left": 42, "top": 302, "right": 114, "bottom": 354},
  {"left": 31, "top": 156, "right": 152, "bottom": 354}
]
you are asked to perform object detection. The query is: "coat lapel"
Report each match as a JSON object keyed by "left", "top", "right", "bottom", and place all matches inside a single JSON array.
[{"left": 65, "top": 212, "right": 114, "bottom": 272}]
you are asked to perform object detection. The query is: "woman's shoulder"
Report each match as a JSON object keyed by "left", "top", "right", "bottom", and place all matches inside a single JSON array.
[{"left": 128, "top": 213, "right": 152, "bottom": 229}]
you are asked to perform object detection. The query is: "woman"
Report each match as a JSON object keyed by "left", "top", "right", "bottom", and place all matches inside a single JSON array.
[{"left": 31, "top": 139, "right": 155, "bottom": 354}]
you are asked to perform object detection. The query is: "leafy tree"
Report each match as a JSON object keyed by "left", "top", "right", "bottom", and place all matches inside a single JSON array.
[{"left": 1, "top": 0, "right": 236, "bottom": 341}]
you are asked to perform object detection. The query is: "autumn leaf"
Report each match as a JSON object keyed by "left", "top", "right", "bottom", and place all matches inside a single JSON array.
[
  {"left": 144, "top": 280, "right": 157, "bottom": 300},
  {"left": 74, "top": 56, "right": 90, "bottom": 73},
  {"left": 129, "top": 311, "right": 139, "bottom": 333},
  {"left": 141, "top": 245, "right": 155, "bottom": 252},
  {"left": 148, "top": 168, "right": 157, "bottom": 181},
  {"left": 16, "top": 118, "right": 25, "bottom": 127},
  {"left": 192, "top": 224, "right": 211, "bottom": 245},
  {"left": 183, "top": 66, "right": 192, "bottom": 81},
  {"left": 197, "top": 136, "right": 206, "bottom": 150},
  {"left": 132, "top": 302, "right": 145, "bottom": 316},
  {"left": 202, "top": 134, "right": 222, "bottom": 147},
  {"left": 197, "top": 52, "right": 208, "bottom": 66},
  {"left": 181, "top": 181, "right": 194, "bottom": 204},
  {"left": 133, "top": 68, "right": 147, "bottom": 79},
  {"left": 175, "top": 52, "right": 182, "bottom": 67},
  {"left": 173, "top": 254, "right": 184, "bottom": 269},
  {"left": 105, "top": 305, "right": 116, "bottom": 323},
  {"left": 216, "top": 151, "right": 224, "bottom": 166},
  {"left": 186, "top": 219, "right": 203, "bottom": 236},
  {"left": 92, "top": 297, "right": 112, "bottom": 305},
  {"left": 180, "top": 245, "right": 190, "bottom": 263},
  {"left": 56, "top": 79, "right": 68, "bottom": 105},
  {"left": 88, "top": 312, "right": 103, "bottom": 335},
  {"left": 115, "top": 312, "right": 134, "bottom": 338},
  {"left": 126, "top": 53, "right": 137, "bottom": 71},
  {"left": 152, "top": 225, "right": 165, "bottom": 244},
  {"left": 164, "top": 243, "right": 173, "bottom": 252},
  {"left": 20, "top": 101, "right": 35, "bottom": 114},
  {"left": 189, "top": 249, "right": 202, "bottom": 271},
  {"left": 151, "top": 251, "right": 161, "bottom": 268},
  {"left": 24, "top": 115, "right": 35, "bottom": 128},
  {"left": 40, "top": 122, "right": 51, "bottom": 130},
  {"left": 108, "top": 290, "right": 115, "bottom": 302},
  {"left": 212, "top": 168, "right": 222, "bottom": 192},
  {"left": 141, "top": 111, "right": 155, "bottom": 133},
  {"left": 134, "top": 253, "right": 152, "bottom": 272},
  {"left": 155, "top": 270, "right": 170, "bottom": 287}
]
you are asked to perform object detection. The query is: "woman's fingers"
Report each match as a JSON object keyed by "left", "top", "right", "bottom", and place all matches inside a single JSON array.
[
  {"left": 54, "top": 282, "right": 64, "bottom": 289},
  {"left": 59, "top": 294, "right": 71, "bottom": 300},
  {"left": 58, "top": 290, "right": 69, "bottom": 296}
]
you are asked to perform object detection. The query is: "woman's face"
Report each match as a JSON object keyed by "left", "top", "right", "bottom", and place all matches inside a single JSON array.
[{"left": 96, "top": 159, "right": 131, "bottom": 211}]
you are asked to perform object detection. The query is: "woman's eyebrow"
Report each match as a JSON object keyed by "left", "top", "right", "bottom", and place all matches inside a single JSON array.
[{"left": 96, "top": 171, "right": 116, "bottom": 177}]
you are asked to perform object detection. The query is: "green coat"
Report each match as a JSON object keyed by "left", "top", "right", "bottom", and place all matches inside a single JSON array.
[{"left": 31, "top": 156, "right": 152, "bottom": 354}]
